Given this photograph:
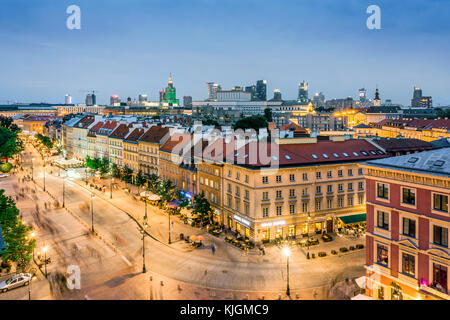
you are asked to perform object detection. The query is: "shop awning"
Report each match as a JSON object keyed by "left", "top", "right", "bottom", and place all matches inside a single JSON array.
[
  {"left": 355, "top": 276, "right": 366, "bottom": 289},
  {"left": 339, "top": 213, "right": 366, "bottom": 225}
]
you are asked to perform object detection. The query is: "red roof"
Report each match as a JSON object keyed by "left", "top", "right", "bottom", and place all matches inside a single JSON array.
[
  {"left": 124, "top": 127, "right": 147, "bottom": 142},
  {"left": 138, "top": 125, "right": 170, "bottom": 143}
]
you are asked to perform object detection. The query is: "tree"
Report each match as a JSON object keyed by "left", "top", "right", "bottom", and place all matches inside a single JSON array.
[
  {"left": 192, "top": 192, "right": 214, "bottom": 225},
  {"left": 264, "top": 108, "right": 273, "bottom": 122},
  {"left": 160, "top": 180, "right": 176, "bottom": 202},
  {"left": 233, "top": 115, "right": 268, "bottom": 132},
  {"left": 121, "top": 166, "right": 133, "bottom": 184},
  {"left": 146, "top": 174, "right": 161, "bottom": 194},
  {"left": 0, "top": 116, "right": 20, "bottom": 133},
  {"left": 0, "top": 127, "right": 22, "bottom": 161},
  {"left": 99, "top": 158, "right": 110, "bottom": 176},
  {"left": 175, "top": 189, "right": 190, "bottom": 208},
  {"left": 135, "top": 170, "right": 147, "bottom": 194},
  {"left": 0, "top": 190, "right": 35, "bottom": 272},
  {"left": 111, "top": 163, "right": 121, "bottom": 179}
]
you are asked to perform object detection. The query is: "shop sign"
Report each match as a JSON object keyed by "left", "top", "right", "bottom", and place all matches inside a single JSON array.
[
  {"left": 233, "top": 215, "right": 251, "bottom": 227},
  {"left": 214, "top": 209, "right": 220, "bottom": 216},
  {"left": 261, "top": 220, "right": 286, "bottom": 228}
]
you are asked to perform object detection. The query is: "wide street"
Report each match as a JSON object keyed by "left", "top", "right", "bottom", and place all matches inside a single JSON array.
[{"left": 0, "top": 142, "right": 366, "bottom": 299}]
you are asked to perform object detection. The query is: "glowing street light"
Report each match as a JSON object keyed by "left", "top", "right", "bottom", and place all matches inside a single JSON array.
[
  {"left": 42, "top": 246, "right": 49, "bottom": 277},
  {"left": 283, "top": 246, "right": 291, "bottom": 297}
]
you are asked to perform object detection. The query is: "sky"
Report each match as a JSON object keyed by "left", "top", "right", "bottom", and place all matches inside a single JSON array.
[{"left": 0, "top": 0, "right": 449, "bottom": 106}]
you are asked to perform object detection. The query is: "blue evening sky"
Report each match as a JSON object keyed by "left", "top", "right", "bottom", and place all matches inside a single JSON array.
[{"left": 0, "top": 0, "right": 449, "bottom": 105}]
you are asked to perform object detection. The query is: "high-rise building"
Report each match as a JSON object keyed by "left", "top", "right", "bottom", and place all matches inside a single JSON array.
[
  {"left": 183, "top": 95, "right": 193, "bottom": 108},
  {"left": 359, "top": 88, "right": 367, "bottom": 103},
  {"left": 85, "top": 92, "right": 96, "bottom": 106},
  {"left": 256, "top": 80, "right": 267, "bottom": 101},
  {"left": 110, "top": 95, "right": 121, "bottom": 105},
  {"left": 160, "top": 74, "right": 180, "bottom": 106},
  {"left": 272, "top": 89, "right": 282, "bottom": 101},
  {"left": 138, "top": 94, "right": 148, "bottom": 103},
  {"left": 245, "top": 85, "right": 257, "bottom": 101},
  {"left": 65, "top": 94, "right": 72, "bottom": 105},
  {"left": 411, "top": 86, "right": 433, "bottom": 108},
  {"left": 298, "top": 81, "right": 309, "bottom": 104},
  {"left": 312, "top": 92, "right": 325, "bottom": 108},
  {"left": 207, "top": 82, "right": 221, "bottom": 101}
]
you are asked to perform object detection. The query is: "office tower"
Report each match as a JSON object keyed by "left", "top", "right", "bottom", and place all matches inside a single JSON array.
[
  {"left": 65, "top": 94, "right": 72, "bottom": 105},
  {"left": 207, "top": 82, "right": 221, "bottom": 101},
  {"left": 85, "top": 92, "right": 96, "bottom": 106},
  {"left": 256, "top": 80, "right": 267, "bottom": 101},
  {"left": 312, "top": 92, "right": 325, "bottom": 107},
  {"left": 138, "top": 94, "right": 148, "bottom": 103},
  {"left": 374, "top": 88, "right": 381, "bottom": 106},
  {"left": 245, "top": 85, "right": 257, "bottom": 100},
  {"left": 411, "top": 86, "right": 433, "bottom": 108},
  {"left": 298, "top": 81, "right": 309, "bottom": 104},
  {"left": 110, "top": 95, "right": 121, "bottom": 105},
  {"left": 91, "top": 92, "right": 96, "bottom": 105},
  {"left": 359, "top": 88, "right": 367, "bottom": 102},
  {"left": 183, "top": 95, "right": 193, "bottom": 108},
  {"left": 273, "top": 89, "right": 282, "bottom": 101}
]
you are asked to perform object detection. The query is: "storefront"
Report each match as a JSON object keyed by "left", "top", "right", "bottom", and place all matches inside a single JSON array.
[
  {"left": 233, "top": 214, "right": 252, "bottom": 239},
  {"left": 337, "top": 213, "right": 367, "bottom": 233}
]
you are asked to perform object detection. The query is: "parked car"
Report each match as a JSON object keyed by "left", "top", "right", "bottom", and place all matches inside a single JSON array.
[
  {"left": 0, "top": 174, "right": 9, "bottom": 179},
  {"left": 0, "top": 273, "right": 32, "bottom": 293},
  {"left": 322, "top": 233, "right": 333, "bottom": 242}
]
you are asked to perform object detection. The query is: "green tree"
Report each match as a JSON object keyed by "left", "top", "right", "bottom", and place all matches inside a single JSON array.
[
  {"left": 233, "top": 115, "right": 268, "bottom": 132},
  {"left": 111, "top": 163, "right": 121, "bottom": 179},
  {"left": 160, "top": 180, "right": 176, "bottom": 202},
  {"left": 0, "top": 190, "right": 35, "bottom": 272},
  {"left": 0, "top": 127, "right": 21, "bottom": 161},
  {"left": 121, "top": 166, "right": 133, "bottom": 184},
  {"left": 99, "top": 158, "right": 110, "bottom": 176},
  {"left": 146, "top": 174, "right": 161, "bottom": 194},
  {"left": 264, "top": 108, "right": 273, "bottom": 122},
  {"left": 135, "top": 170, "right": 147, "bottom": 194},
  {"left": 0, "top": 116, "right": 20, "bottom": 133},
  {"left": 175, "top": 189, "right": 190, "bottom": 208},
  {"left": 192, "top": 192, "right": 214, "bottom": 225}
]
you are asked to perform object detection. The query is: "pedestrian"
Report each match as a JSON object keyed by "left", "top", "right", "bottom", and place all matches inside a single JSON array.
[{"left": 211, "top": 244, "right": 216, "bottom": 255}]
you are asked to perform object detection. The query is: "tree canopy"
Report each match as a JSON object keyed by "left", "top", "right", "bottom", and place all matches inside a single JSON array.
[
  {"left": 192, "top": 192, "right": 214, "bottom": 224},
  {"left": 233, "top": 115, "right": 268, "bottom": 132}
]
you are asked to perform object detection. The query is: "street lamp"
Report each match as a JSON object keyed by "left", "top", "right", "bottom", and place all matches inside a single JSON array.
[
  {"left": 43, "top": 159, "right": 46, "bottom": 192},
  {"left": 62, "top": 169, "right": 66, "bottom": 208},
  {"left": 144, "top": 193, "right": 148, "bottom": 221},
  {"left": 42, "top": 246, "right": 48, "bottom": 277},
  {"left": 307, "top": 213, "right": 311, "bottom": 259},
  {"left": 110, "top": 178, "right": 115, "bottom": 199},
  {"left": 91, "top": 192, "right": 95, "bottom": 233},
  {"left": 85, "top": 167, "right": 88, "bottom": 186},
  {"left": 31, "top": 158, "right": 35, "bottom": 181},
  {"left": 168, "top": 210, "right": 171, "bottom": 245},
  {"left": 141, "top": 221, "right": 148, "bottom": 273},
  {"left": 283, "top": 246, "right": 291, "bottom": 297}
]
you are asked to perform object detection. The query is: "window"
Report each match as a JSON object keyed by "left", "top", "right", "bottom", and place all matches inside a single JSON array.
[
  {"left": 338, "top": 184, "right": 343, "bottom": 192},
  {"left": 348, "top": 183, "right": 353, "bottom": 191},
  {"left": 245, "top": 190, "right": 249, "bottom": 200},
  {"left": 262, "top": 207, "right": 269, "bottom": 218},
  {"left": 262, "top": 192, "right": 269, "bottom": 200},
  {"left": 316, "top": 172, "right": 322, "bottom": 179},
  {"left": 227, "top": 183, "right": 232, "bottom": 193},
  {"left": 402, "top": 253, "right": 415, "bottom": 277},
  {"left": 377, "top": 211, "right": 389, "bottom": 230},
  {"left": 245, "top": 175, "right": 249, "bottom": 183},
  {"left": 377, "top": 244, "right": 389, "bottom": 266},
  {"left": 377, "top": 183, "right": 389, "bottom": 199},
  {"left": 302, "top": 202, "right": 308, "bottom": 213},
  {"left": 402, "top": 188, "right": 416, "bottom": 205},
  {"left": 433, "top": 193, "right": 448, "bottom": 212},
  {"left": 327, "top": 185, "right": 333, "bottom": 193},
  {"left": 348, "top": 169, "right": 353, "bottom": 176},
  {"left": 348, "top": 196, "right": 353, "bottom": 206},
  {"left": 236, "top": 172, "right": 240, "bottom": 180},
  {"left": 235, "top": 199, "right": 240, "bottom": 212},
  {"left": 433, "top": 225, "right": 448, "bottom": 247},
  {"left": 289, "top": 174, "right": 295, "bottom": 182},
  {"left": 244, "top": 204, "right": 249, "bottom": 216},
  {"left": 338, "top": 170, "right": 343, "bottom": 177},
  {"left": 262, "top": 176, "right": 268, "bottom": 184},
  {"left": 327, "top": 199, "right": 333, "bottom": 209},
  {"left": 276, "top": 175, "right": 282, "bottom": 183},
  {"left": 235, "top": 186, "right": 240, "bottom": 196},
  {"left": 289, "top": 189, "right": 295, "bottom": 197},
  {"left": 276, "top": 190, "right": 282, "bottom": 199},
  {"left": 302, "top": 188, "right": 308, "bottom": 196},
  {"left": 228, "top": 170, "right": 231, "bottom": 177},
  {"left": 433, "top": 263, "right": 448, "bottom": 293},
  {"left": 302, "top": 173, "right": 308, "bottom": 181},
  {"left": 402, "top": 218, "right": 416, "bottom": 238},
  {"left": 358, "top": 168, "right": 363, "bottom": 175},
  {"left": 315, "top": 199, "right": 321, "bottom": 211},
  {"left": 358, "top": 194, "right": 364, "bottom": 204},
  {"left": 358, "top": 182, "right": 364, "bottom": 190},
  {"left": 327, "top": 171, "right": 332, "bottom": 178},
  {"left": 289, "top": 204, "right": 295, "bottom": 215},
  {"left": 276, "top": 206, "right": 282, "bottom": 216},
  {"left": 316, "top": 186, "right": 322, "bottom": 194},
  {"left": 338, "top": 197, "right": 344, "bottom": 208}
]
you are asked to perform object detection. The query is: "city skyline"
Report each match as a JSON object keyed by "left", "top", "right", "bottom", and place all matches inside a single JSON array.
[{"left": 0, "top": 0, "right": 449, "bottom": 106}]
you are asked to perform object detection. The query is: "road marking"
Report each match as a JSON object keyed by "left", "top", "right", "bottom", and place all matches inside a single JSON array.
[{"left": 121, "top": 255, "right": 132, "bottom": 266}]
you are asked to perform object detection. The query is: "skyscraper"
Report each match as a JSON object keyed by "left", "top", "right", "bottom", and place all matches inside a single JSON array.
[
  {"left": 411, "top": 86, "right": 433, "bottom": 108},
  {"left": 110, "top": 95, "right": 121, "bottom": 105},
  {"left": 160, "top": 74, "right": 180, "bottom": 106},
  {"left": 298, "top": 81, "right": 308, "bottom": 104},
  {"left": 183, "top": 95, "right": 193, "bottom": 108},
  {"left": 65, "top": 94, "right": 72, "bottom": 105},
  {"left": 256, "top": 80, "right": 267, "bottom": 101},
  {"left": 138, "top": 94, "right": 148, "bottom": 103},
  {"left": 245, "top": 85, "right": 257, "bottom": 100},
  {"left": 359, "top": 88, "right": 367, "bottom": 102},
  {"left": 85, "top": 92, "right": 96, "bottom": 106},
  {"left": 207, "top": 82, "right": 221, "bottom": 101},
  {"left": 272, "top": 89, "right": 282, "bottom": 101}
]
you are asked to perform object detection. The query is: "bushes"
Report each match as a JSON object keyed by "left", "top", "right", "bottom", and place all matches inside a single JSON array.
[{"left": 1, "top": 162, "right": 12, "bottom": 173}]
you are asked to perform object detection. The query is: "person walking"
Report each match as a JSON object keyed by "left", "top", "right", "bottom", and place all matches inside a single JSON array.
[{"left": 211, "top": 244, "right": 216, "bottom": 255}]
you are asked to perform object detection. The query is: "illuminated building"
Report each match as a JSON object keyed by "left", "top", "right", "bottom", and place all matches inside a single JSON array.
[
  {"left": 160, "top": 74, "right": 180, "bottom": 106},
  {"left": 298, "top": 81, "right": 309, "bottom": 104}
]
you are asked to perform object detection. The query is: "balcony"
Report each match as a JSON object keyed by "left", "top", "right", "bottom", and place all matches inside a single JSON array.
[{"left": 420, "top": 284, "right": 450, "bottom": 300}]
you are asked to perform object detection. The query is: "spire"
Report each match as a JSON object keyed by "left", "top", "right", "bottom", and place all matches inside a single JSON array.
[{"left": 168, "top": 73, "right": 173, "bottom": 85}]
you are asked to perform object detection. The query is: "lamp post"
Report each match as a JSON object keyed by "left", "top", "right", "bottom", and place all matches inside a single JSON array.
[
  {"left": 307, "top": 213, "right": 311, "bottom": 259},
  {"left": 141, "top": 221, "right": 148, "bottom": 273},
  {"left": 85, "top": 167, "right": 88, "bottom": 186},
  {"left": 62, "top": 170, "right": 66, "bottom": 208},
  {"left": 31, "top": 158, "right": 35, "bottom": 181},
  {"left": 168, "top": 210, "right": 171, "bottom": 245},
  {"left": 91, "top": 192, "right": 95, "bottom": 233},
  {"left": 42, "top": 246, "right": 48, "bottom": 278},
  {"left": 43, "top": 159, "right": 46, "bottom": 192},
  {"left": 283, "top": 246, "right": 291, "bottom": 297},
  {"left": 144, "top": 194, "right": 148, "bottom": 221},
  {"left": 110, "top": 178, "right": 115, "bottom": 199}
]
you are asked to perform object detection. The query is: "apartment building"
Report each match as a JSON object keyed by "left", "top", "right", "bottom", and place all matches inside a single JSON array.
[
  {"left": 137, "top": 125, "right": 170, "bottom": 176},
  {"left": 123, "top": 127, "right": 147, "bottom": 174},
  {"left": 108, "top": 123, "right": 134, "bottom": 167},
  {"left": 71, "top": 115, "right": 98, "bottom": 160},
  {"left": 362, "top": 148, "right": 450, "bottom": 300},
  {"left": 95, "top": 120, "right": 119, "bottom": 160}
]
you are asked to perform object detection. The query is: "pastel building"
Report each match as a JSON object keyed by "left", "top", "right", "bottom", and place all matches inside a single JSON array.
[{"left": 362, "top": 148, "right": 450, "bottom": 300}]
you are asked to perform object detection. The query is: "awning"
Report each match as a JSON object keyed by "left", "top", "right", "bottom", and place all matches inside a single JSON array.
[
  {"left": 339, "top": 213, "right": 366, "bottom": 225},
  {"left": 355, "top": 276, "right": 366, "bottom": 289},
  {"left": 351, "top": 294, "right": 374, "bottom": 300}
]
